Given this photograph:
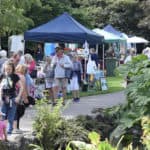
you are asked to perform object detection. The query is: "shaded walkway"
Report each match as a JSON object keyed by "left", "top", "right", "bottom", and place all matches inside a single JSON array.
[
  {"left": 20, "top": 91, "right": 125, "bottom": 131},
  {"left": 63, "top": 91, "right": 125, "bottom": 118},
  {"left": 7, "top": 91, "right": 126, "bottom": 141}
]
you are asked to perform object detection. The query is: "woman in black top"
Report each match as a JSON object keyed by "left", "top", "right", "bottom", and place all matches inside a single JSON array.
[{"left": 0, "top": 61, "right": 23, "bottom": 134}]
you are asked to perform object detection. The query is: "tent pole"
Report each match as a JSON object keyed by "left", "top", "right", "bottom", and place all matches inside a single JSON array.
[
  {"left": 83, "top": 41, "right": 89, "bottom": 81},
  {"left": 135, "top": 44, "right": 137, "bottom": 55},
  {"left": 96, "top": 44, "right": 98, "bottom": 53},
  {"left": 23, "top": 40, "right": 25, "bottom": 54},
  {"left": 102, "top": 44, "right": 105, "bottom": 71},
  {"left": 84, "top": 57, "right": 87, "bottom": 80}
]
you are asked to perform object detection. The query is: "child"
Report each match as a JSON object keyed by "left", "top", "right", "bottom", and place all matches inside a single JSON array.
[
  {"left": 0, "top": 112, "right": 7, "bottom": 141},
  {"left": 70, "top": 55, "right": 83, "bottom": 102},
  {"left": 43, "top": 56, "right": 56, "bottom": 105},
  {"left": 0, "top": 61, "right": 23, "bottom": 134}
]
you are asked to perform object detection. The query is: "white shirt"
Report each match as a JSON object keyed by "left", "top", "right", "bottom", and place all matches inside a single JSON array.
[
  {"left": 124, "top": 55, "right": 132, "bottom": 64},
  {"left": 19, "top": 56, "right": 25, "bottom": 64},
  {"left": 51, "top": 54, "right": 73, "bottom": 78}
]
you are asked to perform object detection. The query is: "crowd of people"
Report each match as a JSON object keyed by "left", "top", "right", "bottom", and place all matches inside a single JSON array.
[
  {"left": 0, "top": 44, "right": 92, "bottom": 140},
  {"left": 0, "top": 50, "right": 36, "bottom": 140},
  {"left": 1, "top": 42, "right": 148, "bottom": 141}
]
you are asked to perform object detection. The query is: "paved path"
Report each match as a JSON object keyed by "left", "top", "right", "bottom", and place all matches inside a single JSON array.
[
  {"left": 20, "top": 91, "right": 125, "bottom": 132},
  {"left": 7, "top": 91, "right": 125, "bottom": 141},
  {"left": 63, "top": 91, "right": 125, "bottom": 118}
]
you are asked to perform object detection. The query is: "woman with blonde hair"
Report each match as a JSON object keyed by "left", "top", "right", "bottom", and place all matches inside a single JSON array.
[
  {"left": 15, "top": 64, "right": 28, "bottom": 103},
  {"left": 24, "top": 53, "right": 36, "bottom": 75},
  {"left": 14, "top": 64, "right": 28, "bottom": 132}
]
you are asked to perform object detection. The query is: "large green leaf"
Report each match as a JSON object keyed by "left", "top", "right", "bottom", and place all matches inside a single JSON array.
[{"left": 88, "top": 131, "right": 100, "bottom": 146}]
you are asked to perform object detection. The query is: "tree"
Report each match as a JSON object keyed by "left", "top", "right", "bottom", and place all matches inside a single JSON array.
[
  {"left": 138, "top": 0, "right": 150, "bottom": 40},
  {"left": 0, "top": 0, "right": 41, "bottom": 47},
  {"left": 25, "top": 0, "right": 72, "bottom": 28},
  {"left": 71, "top": 0, "right": 142, "bottom": 32},
  {"left": 25, "top": 0, "right": 92, "bottom": 30}
]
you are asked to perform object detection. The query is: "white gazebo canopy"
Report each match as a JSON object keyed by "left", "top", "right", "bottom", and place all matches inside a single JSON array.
[{"left": 127, "top": 36, "right": 149, "bottom": 44}]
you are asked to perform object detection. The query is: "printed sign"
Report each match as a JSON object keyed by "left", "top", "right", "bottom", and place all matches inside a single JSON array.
[{"left": 100, "top": 77, "right": 108, "bottom": 91}]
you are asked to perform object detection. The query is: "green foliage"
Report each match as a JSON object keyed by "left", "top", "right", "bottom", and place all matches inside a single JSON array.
[
  {"left": 66, "top": 130, "right": 149, "bottom": 150},
  {"left": 88, "top": 132, "right": 100, "bottom": 146},
  {"left": 0, "top": 0, "right": 41, "bottom": 36},
  {"left": 75, "top": 110, "right": 117, "bottom": 141},
  {"left": 108, "top": 0, "right": 142, "bottom": 33},
  {"left": 1, "top": 0, "right": 149, "bottom": 41},
  {"left": 109, "top": 54, "right": 150, "bottom": 147},
  {"left": 25, "top": 0, "right": 92, "bottom": 30},
  {"left": 117, "top": 54, "right": 148, "bottom": 78},
  {"left": 30, "top": 144, "right": 44, "bottom": 150},
  {"left": 141, "top": 116, "right": 150, "bottom": 150},
  {"left": 138, "top": 0, "right": 150, "bottom": 40},
  {"left": 32, "top": 100, "right": 88, "bottom": 150},
  {"left": 25, "top": 0, "right": 72, "bottom": 28},
  {"left": 32, "top": 100, "right": 62, "bottom": 150},
  {"left": 67, "top": 0, "right": 146, "bottom": 36},
  {"left": 66, "top": 131, "right": 117, "bottom": 150}
]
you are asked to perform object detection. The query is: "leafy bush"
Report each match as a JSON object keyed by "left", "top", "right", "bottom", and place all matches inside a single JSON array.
[
  {"left": 141, "top": 116, "right": 150, "bottom": 150},
  {"left": 31, "top": 100, "right": 88, "bottom": 150},
  {"left": 75, "top": 108, "right": 117, "bottom": 140},
  {"left": 66, "top": 126, "right": 150, "bottom": 150},
  {"left": 109, "top": 54, "right": 150, "bottom": 148},
  {"left": 66, "top": 131, "right": 117, "bottom": 150}
]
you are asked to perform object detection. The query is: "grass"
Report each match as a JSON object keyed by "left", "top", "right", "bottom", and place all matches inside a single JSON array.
[
  {"left": 67, "top": 76, "right": 125, "bottom": 98},
  {"left": 107, "top": 76, "right": 125, "bottom": 93}
]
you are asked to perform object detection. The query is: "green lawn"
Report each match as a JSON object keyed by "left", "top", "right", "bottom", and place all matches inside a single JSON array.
[
  {"left": 67, "top": 76, "right": 125, "bottom": 98},
  {"left": 107, "top": 76, "right": 125, "bottom": 93}
]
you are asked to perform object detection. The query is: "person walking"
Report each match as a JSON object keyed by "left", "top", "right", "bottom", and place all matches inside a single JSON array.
[
  {"left": 13, "top": 64, "right": 28, "bottom": 133},
  {"left": 0, "top": 111, "right": 7, "bottom": 141},
  {"left": 51, "top": 47, "right": 73, "bottom": 105},
  {"left": 35, "top": 44, "right": 43, "bottom": 62},
  {"left": 43, "top": 56, "right": 56, "bottom": 105},
  {"left": 0, "top": 61, "right": 23, "bottom": 134},
  {"left": 70, "top": 55, "right": 83, "bottom": 102}
]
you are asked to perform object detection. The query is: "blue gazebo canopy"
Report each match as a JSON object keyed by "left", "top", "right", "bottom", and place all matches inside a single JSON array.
[
  {"left": 24, "top": 12, "right": 104, "bottom": 44},
  {"left": 103, "top": 24, "right": 126, "bottom": 42},
  {"left": 103, "top": 24, "right": 122, "bottom": 37}
]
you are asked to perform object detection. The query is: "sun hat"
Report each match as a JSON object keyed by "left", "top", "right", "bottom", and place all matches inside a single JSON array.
[{"left": 0, "top": 50, "right": 7, "bottom": 58}]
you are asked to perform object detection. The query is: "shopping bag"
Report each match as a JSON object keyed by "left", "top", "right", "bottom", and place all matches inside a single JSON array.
[{"left": 87, "top": 55, "right": 97, "bottom": 74}]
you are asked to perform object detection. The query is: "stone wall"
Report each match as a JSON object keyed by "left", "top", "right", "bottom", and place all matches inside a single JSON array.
[{"left": 0, "top": 132, "right": 36, "bottom": 150}]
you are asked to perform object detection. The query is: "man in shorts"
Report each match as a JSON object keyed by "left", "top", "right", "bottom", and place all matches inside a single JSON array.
[{"left": 51, "top": 46, "right": 72, "bottom": 105}]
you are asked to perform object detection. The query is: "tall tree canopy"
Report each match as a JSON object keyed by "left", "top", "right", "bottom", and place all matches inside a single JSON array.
[
  {"left": 0, "top": 0, "right": 41, "bottom": 37},
  {"left": 138, "top": 0, "right": 150, "bottom": 40},
  {"left": 25, "top": 0, "right": 92, "bottom": 29},
  {"left": 0, "top": 0, "right": 149, "bottom": 42},
  {"left": 69, "top": 0, "right": 149, "bottom": 40}
]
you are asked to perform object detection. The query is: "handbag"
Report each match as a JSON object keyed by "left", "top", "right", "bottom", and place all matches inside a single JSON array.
[
  {"left": 30, "top": 69, "right": 37, "bottom": 78},
  {"left": 24, "top": 96, "right": 35, "bottom": 107},
  {"left": 17, "top": 104, "right": 25, "bottom": 118},
  {"left": 65, "top": 68, "right": 73, "bottom": 79},
  {"left": 47, "top": 69, "right": 55, "bottom": 78}
]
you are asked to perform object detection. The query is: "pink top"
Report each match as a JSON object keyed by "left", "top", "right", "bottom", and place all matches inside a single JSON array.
[
  {"left": 0, "top": 120, "right": 6, "bottom": 140},
  {"left": 16, "top": 73, "right": 28, "bottom": 103},
  {"left": 28, "top": 60, "right": 36, "bottom": 73}
]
